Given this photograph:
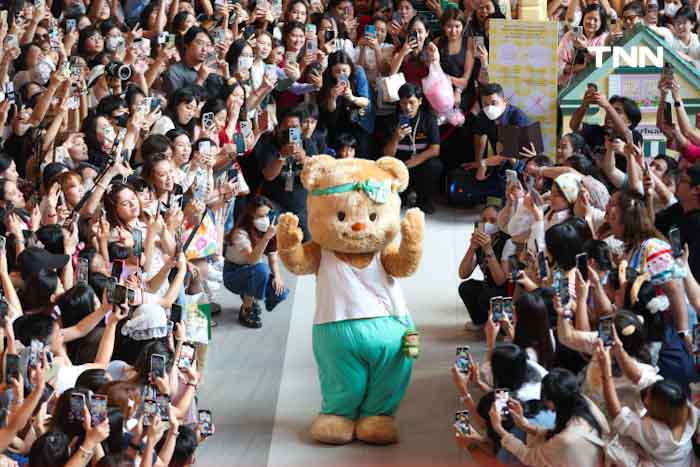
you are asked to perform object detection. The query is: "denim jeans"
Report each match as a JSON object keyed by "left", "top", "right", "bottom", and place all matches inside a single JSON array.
[{"left": 223, "top": 261, "right": 289, "bottom": 310}]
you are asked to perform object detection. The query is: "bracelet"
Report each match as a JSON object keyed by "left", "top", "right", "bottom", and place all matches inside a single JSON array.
[{"left": 78, "top": 445, "right": 94, "bottom": 457}]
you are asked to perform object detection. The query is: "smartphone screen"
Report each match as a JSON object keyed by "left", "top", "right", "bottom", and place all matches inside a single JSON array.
[
  {"left": 490, "top": 297, "right": 503, "bottom": 322},
  {"left": 199, "top": 410, "right": 213, "bottom": 437},
  {"left": 70, "top": 393, "right": 86, "bottom": 422},
  {"left": 112, "top": 260, "right": 125, "bottom": 280},
  {"left": 150, "top": 354, "right": 166, "bottom": 379},
  {"left": 143, "top": 400, "right": 157, "bottom": 426},
  {"left": 77, "top": 257, "right": 89, "bottom": 284},
  {"left": 537, "top": 251, "right": 548, "bottom": 281},
  {"left": 454, "top": 410, "right": 471, "bottom": 435},
  {"left": 494, "top": 389, "right": 509, "bottom": 415},
  {"left": 399, "top": 114, "right": 411, "bottom": 127},
  {"left": 502, "top": 297, "right": 513, "bottom": 321},
  {"left": 156, "top": 394, "right": 170, "bottom": 421},
  {"left": 111, "top": 285, "right": 128, "bottom": 305},
  {"left": 89, "top": 394, "right": 108, "bottom": 426},
  {"left": 559, "top": 276, "right": 570, "bottom": 306},
  {"left": 599, "top": 316, "right": 614, "bottom": 347},
  {"left": 576, "top": 253, "right": 588, "bottom": 282},
  {"left": 4, "top": 354, "right": 19, "bottom": 383},
  {"left": 669, "top": 227, "right": 682, "bottom": 258},
  {"left": 178, "top": 343, "right": 196, "bottom": 369},
  {"left": 508, "top": 255, "right": 519, "bottom": 282},
  {"left": 288, "top": 127, "right": 301, "bottom": 145},
  {"left": 455, "top": 346, "right": 470, "bottom": 373}
]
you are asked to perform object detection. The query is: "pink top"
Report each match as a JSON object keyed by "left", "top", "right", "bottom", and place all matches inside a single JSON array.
[
  {"left": 557, "top": 31, "right": 609, "bottom": 88},
  {"left": 681, "top": 142, "right": 700, "bottom": 163}
]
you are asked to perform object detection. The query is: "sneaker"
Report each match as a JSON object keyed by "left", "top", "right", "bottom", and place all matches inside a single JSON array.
[
  {"left": 238, "top": 305, "right": 262, "bottom": 329},
  {"left": 464, "top": 321, "right": 484, "bottom": 332}
]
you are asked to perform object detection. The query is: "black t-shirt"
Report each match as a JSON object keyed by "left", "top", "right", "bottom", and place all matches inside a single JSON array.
[
  {"left": 581, "top": 123, "right": 643, "bottom": 159},
  {"left": 254, "top": 133, "right": 307, "bottom": 212},
  {"left": 387, "top": 110, "right": 440, "bottom": 162},
  {"left": 473, "top": 104, "right": 530, "bottom": 155}
]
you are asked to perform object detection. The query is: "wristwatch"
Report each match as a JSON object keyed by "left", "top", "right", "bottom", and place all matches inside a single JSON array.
[
  {"left": 675, "top": 100, "right": 683, "bottom": 108},
  {"left": 678, "top": 329, "right": 690, "bottom": 338}
]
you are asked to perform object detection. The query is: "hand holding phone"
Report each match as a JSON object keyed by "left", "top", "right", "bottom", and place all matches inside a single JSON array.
[
  {"left": 599, "top": 316, "right": 614, "bottom": 347},
  {"left": 455, "top": 346, "right": 471, "bottom": 373}
]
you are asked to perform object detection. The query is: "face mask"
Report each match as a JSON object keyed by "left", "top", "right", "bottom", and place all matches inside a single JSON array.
[
  {"left": 664, "top": 3, "right": 679, "bottom": 16},
  {"left": 105, "top": 36, "right": 124, "bottom": 52},
  {"left": 254, "top": 216, "right": 270, "bottom": 232},
  {"left": 483, "top": 104, "right": 504, "bottom": 121},
  {"left": 238, "top": 56, "right": 254, "bottom": 71},
  {"left": 483, "top": 222, "right": 499, "bottom": 235},
  {"left": 114, "top": 114, "right": 129, "bottom": 128}
]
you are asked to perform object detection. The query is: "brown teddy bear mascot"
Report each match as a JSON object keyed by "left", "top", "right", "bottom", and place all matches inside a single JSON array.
[{"left": 277, "top": 155, "right": 425, "bottom": 446}]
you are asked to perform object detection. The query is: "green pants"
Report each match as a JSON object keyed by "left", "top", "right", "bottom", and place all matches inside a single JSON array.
[{"left": 312, "top": 316, "right": 414, "bottom": 420}]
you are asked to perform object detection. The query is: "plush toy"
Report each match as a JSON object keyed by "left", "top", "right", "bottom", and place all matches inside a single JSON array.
[{"left": 277, "top": 155, "right": 425, "bottom": 446}]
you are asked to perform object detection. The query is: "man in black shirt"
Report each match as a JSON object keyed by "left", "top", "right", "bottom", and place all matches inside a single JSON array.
[
  {"left": 255, "top": 108, "right": 311, "bottom": 240},
  {"left": 384, "top": 83, "right": 442, "bottom": 214},
  {"left": 473, "top": 83, "right": 530, "bottom": 161},
  {"left": 655, "top": 162, "right": 700, "bottom": 279}
]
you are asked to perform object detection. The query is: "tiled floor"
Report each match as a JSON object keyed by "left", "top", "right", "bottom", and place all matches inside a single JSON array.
[{"left": 198, "top": 205, "right": 487, "bottom": 466}]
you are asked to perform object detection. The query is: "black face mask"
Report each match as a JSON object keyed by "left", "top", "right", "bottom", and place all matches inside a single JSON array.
[{"left": 114, "top": 114, "right": 129, "bottom": 128}]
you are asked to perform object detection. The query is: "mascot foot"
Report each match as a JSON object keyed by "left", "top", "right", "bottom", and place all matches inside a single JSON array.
[
  {"left": 356, "top": 416, "right": 399, "bottom": 445},
  {"left": 310, "top": 414, "right": 355, "bottom": 445}
]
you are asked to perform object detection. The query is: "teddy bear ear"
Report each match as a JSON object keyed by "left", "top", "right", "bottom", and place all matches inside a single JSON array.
[
  {"left": 376, "top": 157, "right": 409, "bottom": 193},
  {"left": 300, "top": 155, "right": 337, "bottom": 190}
]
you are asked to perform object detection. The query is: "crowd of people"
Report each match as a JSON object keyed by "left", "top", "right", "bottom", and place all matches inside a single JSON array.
[{"left": 0, "top": 0, "right": 697, "bottom": 463}]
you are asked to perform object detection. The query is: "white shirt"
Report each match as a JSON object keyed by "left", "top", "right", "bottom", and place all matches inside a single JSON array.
[
  {"left": 314, "top": 249, "right": 408, "bottom": 325},
  {"left": 613, "top": 405, "right": 699, "bottom": 467},
  {"left": 670, "top": 33, "right": 700, "bottom": 67}
]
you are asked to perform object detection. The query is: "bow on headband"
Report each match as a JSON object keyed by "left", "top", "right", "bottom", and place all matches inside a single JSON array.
[{"left": 311, "top": 179, "right": 393, "bottom": 204}]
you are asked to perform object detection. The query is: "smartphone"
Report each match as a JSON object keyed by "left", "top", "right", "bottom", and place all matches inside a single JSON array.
[
  {"left": 505, "top": 169, "right": 518, "bottom": 186},
  {"left": 508, "top": 255, "right": 519, "bottom": 282},
  {"left": 305, "top": 24, "right": 317, "bottom": 35},
  {"left": 399, "top": 114, "right": 411, "bottom": 127},
  {"left": 127, "top": 288, "right": 136, "bottom": 306},
  {"left": 599, "top": 316, "right": 614, "bottom": 347},
  {"left": 110, "top": 285, "right": 128, "bottom": 305},
  {"left": 4, "top": 354, "right": 20, "bottom": 383},
  {"left": 669, "top": 227, "right": 682, "bottom": 258},
  {"left": 324, "top": 30, "right": 335, "bottom": 42},
  {"left": 454, "top": 410, "right": 471, "bottom": 435},
  {"left": 455, "top": 346, "right": 471, "bottom": 373},
  {"left": 66, "top": 18, "right": 76, "bottom": 32},
  {"left": 409, "top": 30, "right": 418, "bottom": 44},
  {"left": 89, "top": 394, "right": 108, "bottom": 426},
  {"left": 502, "top": 297, "right": 513, "bottom": 322},
  {"left": 178, "top": 343, "right": 196, "bottom": 369},
  {"left": 156, "top": 394, "right": 170, "bottom": 421},
  {"left": 663, "top": 62, "right": 674, "bottom": 80},
  {"left": 29, "top": 339, "right": 43, "bottom": 368},
  {"left": 365, "top": 24, "right": 376, "bottom": 39},
  {"left": 537, "top": 251, "right": 548, "bottom": 281},
  {"left": 494, "top": 389, "right": 510, "bottom": 416},
  {"left": 199, "top": 410, "right": 213, "bottom": 437},
  {"left": 202, "top": 112, "right": 215, "bottom": 131},
  {"left": 288, "top": 127, "right": 302, "bottom": 145},
  {"left": 150, "top": 354, "right": 166, "bottom": 379},
  {"left": 472, "top": 35, "right": 484, "bottom": 50},
  {"left": 240, "top": 120, "right": 253, "bottom": 138},
  {"left": 143, "top": 400, "right": 157, "bottom": 426},
  {"left": 111, "top": 260, "right": 125, "bottom": 280},
  {"left": 490, "top": 296, "right": 503, "bottom": 322},
  {"left": 234, "top": 133, "right": 246, "bottom": 154},
  {"left": 69, "top": 393, "right": 86, "bottom": 422},
  {"left": 4, "top": 83, "right": 14, "bottom": 104},
  {"left": 0, "top": 11, "right": 6, "bottom": 25},
  {"left": 306, "top": 36, "right": 318, "bottom": 53},
  {"left": 257, "top": 110, "right": 270, "bottom": 132},
  {"left": 77, "top": 257, "right": 89, "bottom": 284},
  {"left": 157, "top": 31, "right": 168, "bottom": 45},
  {"left": 587, "top": 83, "right": 598, "bottom": 93},
  {"left": 576, "top": 253, "right": 588, "bottom": 282},
  {"left": 285, "top": 51, "right": 297, "bottom": 64},
  {"left": 170, "top": 304, "right": 183, "bottom": 324},
  {"left": 559, "top": 276, "right": 570, "bottom": 306},
  {"left": 198, "top": 140, "right": 211, "bottom": 155},
  {"left": 572, "top": 25, "right": 583, "bottom": 36},
  {"left": 0, "top": 235, "right": 5, "bottom": 254}
]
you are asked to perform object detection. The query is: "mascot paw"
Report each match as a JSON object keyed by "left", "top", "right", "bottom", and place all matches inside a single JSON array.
[
  {"left": 310, "top": 414, "right": 355, "bottom": 445},
  {"left": 401, "top": 208, "right": 425, "bottom": 243},
  {"left": 356, "top": 416, "right": 399, "bottom": 445},
  {"left": 277, "top": 213, "right": 303, "bottom": 250}
]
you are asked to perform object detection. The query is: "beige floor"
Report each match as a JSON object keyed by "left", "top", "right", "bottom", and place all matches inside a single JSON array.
[{"left": 198, "top": 206, "right": 487, "bottom": 466}]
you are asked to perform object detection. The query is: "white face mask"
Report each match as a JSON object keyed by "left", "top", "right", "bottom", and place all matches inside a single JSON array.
[
  {"left": 254, "top": 216, "right": 270, "bottom": 232},
  {"left": 483, "top": 222, "right": 499, "bottom": 235},
  {"left": 664, "top": 3, "right": 680, "bottom": 16},
  {"left": 483, "top": 104, "right": 505, "bottom": 121},
  {"left": 238, "top": 56, "right": 254, "bottom": 71}
]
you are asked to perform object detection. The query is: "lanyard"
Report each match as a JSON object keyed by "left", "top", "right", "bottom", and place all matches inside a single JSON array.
[{"left": 409, "top": 113, "right": 421, "bottom": 156}]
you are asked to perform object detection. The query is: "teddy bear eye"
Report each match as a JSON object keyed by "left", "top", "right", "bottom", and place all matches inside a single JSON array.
[
  {"left": 369, "top": 212, "right": 377, "bottom": 222},
  {"left": 337, "top": 211, "right": 346, "bottom": 221}
]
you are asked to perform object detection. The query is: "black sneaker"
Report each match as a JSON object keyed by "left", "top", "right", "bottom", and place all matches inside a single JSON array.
[
  {"left": 418, "top": 199, "right": 436, "bottom": 214},
  {"left": 238, "top": 305, "right": 262, "bottom": 329}
]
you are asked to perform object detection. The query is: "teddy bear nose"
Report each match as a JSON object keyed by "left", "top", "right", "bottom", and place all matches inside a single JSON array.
[{"left": 352, "top": 222, "right": 365, "bottom": 232}]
